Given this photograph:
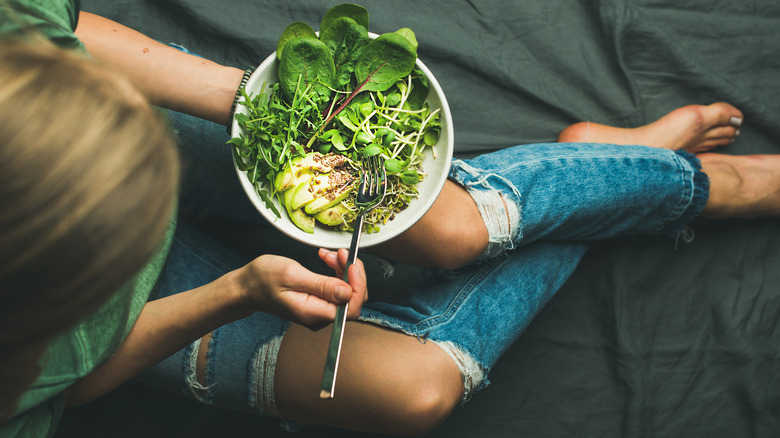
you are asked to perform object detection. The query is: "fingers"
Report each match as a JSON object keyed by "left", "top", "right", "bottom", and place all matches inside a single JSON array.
[
  {"left": 317, "top": 248, "right": 352, "bottom": 278},
  {"left": 345, "top": 261, "right": 367, "bottom": 317},
  {"left": 318, "top": 248, "right": 368, "bottom": 317},
  {"left": 300, "top": 271, "right": 352, "bottom": 305}
]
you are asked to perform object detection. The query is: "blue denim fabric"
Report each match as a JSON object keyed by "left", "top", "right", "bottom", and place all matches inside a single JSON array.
[
  {"left": 169, "top": 109, "right": 263, "bottom": 222},
  {"left": 362, "top": 143, "right": 708, "bottom": 395},
  {"left": 139, "top": 106, "right": 709, "bottom": 412}
]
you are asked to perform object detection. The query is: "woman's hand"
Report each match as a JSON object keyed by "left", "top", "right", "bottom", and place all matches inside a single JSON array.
[{"left": 236, "top": 248, "right": 367, "bottom": 328}]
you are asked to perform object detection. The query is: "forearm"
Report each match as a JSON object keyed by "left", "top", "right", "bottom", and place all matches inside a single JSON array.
[
  {"left": 62, "top": 270, "right": 251, "bottom": 406},
  {"left": 62, "top": 251, "right": 366, "bottom": 406},
  {"left": 74, "top": 12, "right": 244, "bottom": 125}
]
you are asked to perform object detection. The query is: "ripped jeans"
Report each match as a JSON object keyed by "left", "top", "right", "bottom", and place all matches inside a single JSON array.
[
  {"left": 361, "top": 143, "right": 707, "bottom": 397},
  {"left": 137, "top": 112, "right": 708, "bottom": 416}
]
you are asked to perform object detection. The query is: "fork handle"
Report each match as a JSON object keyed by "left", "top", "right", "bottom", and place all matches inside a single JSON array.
[
  {"left": 342, "top": 214, "right": 364, "bottom": 280},
  {"left": 319, "top": 213, "right": 365, "bottom": 399}
]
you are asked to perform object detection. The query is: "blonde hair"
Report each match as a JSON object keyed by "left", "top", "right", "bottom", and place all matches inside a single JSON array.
[{"left": 0, "top": 39, "right": 180, "bottom": 421}]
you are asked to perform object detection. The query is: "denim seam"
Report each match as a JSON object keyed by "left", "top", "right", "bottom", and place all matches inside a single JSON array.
[
  {"left": 662, "top": 150, "right": 709, "bottom": 235},
  {"left": 412, "top": 266, "right": 494, "bottom": 335}
]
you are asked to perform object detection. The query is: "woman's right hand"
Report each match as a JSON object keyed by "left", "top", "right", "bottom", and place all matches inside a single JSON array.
[{"left": 234, "top": 250, "right": 367, "bottom": 328}]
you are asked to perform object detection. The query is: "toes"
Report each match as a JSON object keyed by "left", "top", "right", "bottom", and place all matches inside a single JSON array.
[
  {"left": 689, "top": 125, "right": 740, "bottom": 152},
  {"left": 706, "top": 125, "right": 741, "bottom": 140},
  {"left": 705, "top": 102, "right": 744, "bottom": 128}
]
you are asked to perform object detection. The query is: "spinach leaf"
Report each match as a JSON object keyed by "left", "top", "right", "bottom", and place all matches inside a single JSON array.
[
  {"left": 355, "top": 32, "right": 417, "bottom": 92},
  {"left": 276, "top": 22, "right": 317, "bottom": 61},
  {"left": 394, "top": 28, "right": 418, "bottom": 51},
  {"left": 320, "top": 3, "right": 369, "bottom": 32},
  {"left": 278, "top": 37, "right": 336, "bottom": 103},
  {"left": 319, "top": 17, "right": 370, "bottom": 87}
]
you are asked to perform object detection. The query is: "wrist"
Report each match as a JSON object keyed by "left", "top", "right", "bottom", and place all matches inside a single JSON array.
[
  {"left": 226, "top": 66, "right": 256, "bottom": 134},
  {"left": 220, "top": 268, "right": 256, "bottom": 320}
]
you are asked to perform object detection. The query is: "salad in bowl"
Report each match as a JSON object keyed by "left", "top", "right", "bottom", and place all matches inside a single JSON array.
[{"left": 229, "top": 3, "right": 454, "bottom": 249}]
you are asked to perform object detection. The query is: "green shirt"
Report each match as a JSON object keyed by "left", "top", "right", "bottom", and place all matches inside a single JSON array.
[
  {"left": 0, "top": 0, "right": 81, "bottom": 49},
  {"left": 0, "top": 1, "right": 176, "bottom": 436}
]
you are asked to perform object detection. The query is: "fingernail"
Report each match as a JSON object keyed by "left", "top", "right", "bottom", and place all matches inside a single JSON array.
[
  {"left": 730, "top": 116, "right": 743, "bottom": 127},
  {"left": 735, "top": 129, "right": 740, "bottom": 136}
]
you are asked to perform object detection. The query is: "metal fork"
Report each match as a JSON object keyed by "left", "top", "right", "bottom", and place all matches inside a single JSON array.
[{"left": 319, "top": 154, "right": 386, "bottom": 399}]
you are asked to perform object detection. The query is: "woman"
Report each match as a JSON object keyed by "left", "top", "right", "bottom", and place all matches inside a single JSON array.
[
  {"left": 0, "top": 37, "right": 366, "bottom": 434},
  {"left": 3, "top": 2, "right": 779, "bottom": 437}
]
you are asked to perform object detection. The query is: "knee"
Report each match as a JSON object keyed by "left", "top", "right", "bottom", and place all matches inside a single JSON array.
[
  {"left": 393, "top": 374, "right": 462, "bottom": 436},
  {"left": 426, "top": 219, "right": 486, "bottom": 270},
  {"left": 385, "top": 343, "right": 465, "bottom": 436}
]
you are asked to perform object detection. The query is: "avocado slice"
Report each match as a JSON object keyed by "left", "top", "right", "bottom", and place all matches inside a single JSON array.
[
  {"left": 280, "top": 180, "right": 315, "bottom": 233},
  {"left": 304, "top": 177, "right": 355, "bottom": 214},
  {"left": 274, "top": 152, "right": 355, "bottom": 233},
  {"left": 288, "top": 207, "right": 315, "bottom": 233},
  {"left": 290, "top": 172, "right": 328, "bottom": 210},
  {"left": 314, "top": 203, "right": 349, "bottom": 226},
  {"left": 274, "top": 152, "right": 349, "bottom": 192},
  {"left": 273, "top": 157, "right": 301, "bottom": 192}
]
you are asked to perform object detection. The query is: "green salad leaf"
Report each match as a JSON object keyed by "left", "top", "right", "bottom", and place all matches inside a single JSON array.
[
  {"left": 275, "top": 22, "right": 317, "bottom": 60},
  {"left": 278, "top": 37, "right": 336, "bottom": 103},
  {"left": 321, "top": 3, "right": 369, "bottom": 31}
]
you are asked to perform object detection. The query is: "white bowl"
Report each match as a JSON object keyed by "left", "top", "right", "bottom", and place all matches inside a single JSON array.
[{"left": 232, "top": 40, "right": 454, "bottom": 249}]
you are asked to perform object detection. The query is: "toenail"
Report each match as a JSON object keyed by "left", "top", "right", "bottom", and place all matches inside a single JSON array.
[{"left": 730, "top": 116, "right": 743, "bottom": 127}]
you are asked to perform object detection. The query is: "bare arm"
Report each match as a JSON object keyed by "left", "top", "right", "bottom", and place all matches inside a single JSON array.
[
  {"left": 62, "top": 250, "right": 367, "bottom": 406},
  {"left": 74, "top": 11, "right": 244, "bottom": 125}
]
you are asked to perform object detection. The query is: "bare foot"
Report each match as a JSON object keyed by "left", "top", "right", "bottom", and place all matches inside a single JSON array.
[
  {"left": 699, "top": 152, "right": 780, "bottom": 218},
  {"left": 557, "top": 102, "right": 744, "bottom": 153}
]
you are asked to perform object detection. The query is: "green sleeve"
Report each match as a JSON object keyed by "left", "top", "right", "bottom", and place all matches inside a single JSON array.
[
  {"left": 0, "top": 0, "right": 82, "bottom": 49},
  {"left": 0, "top": 397, "right": 63, "bottom": 438}
]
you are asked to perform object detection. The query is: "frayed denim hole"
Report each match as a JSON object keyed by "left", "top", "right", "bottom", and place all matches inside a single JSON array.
[
  {"left": 185, "top": 338, "right": 214, "bottom": 404},
  {"left": 431, "top": 340, "right": 488, "bottom": 403},
  {"left": 449, "top": 158, "right": 482, "bottom": 179},
  {"left": 449, "top": 160, "right": 523, "bottom": 259},
  {"left": 248, "top": 333, "right": 286, "bottom": 417},
  {"left": 468, "top": 188, "right": 521, "bottom": 261}
]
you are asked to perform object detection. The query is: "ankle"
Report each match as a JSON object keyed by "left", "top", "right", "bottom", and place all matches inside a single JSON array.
[
  {"left": 700, "top": 154, "right": 780, "bottom": 219},
  {"left": 700, "top": 159, "right": 743, "bottom": 218}
]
